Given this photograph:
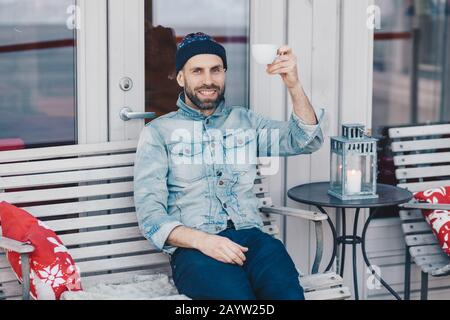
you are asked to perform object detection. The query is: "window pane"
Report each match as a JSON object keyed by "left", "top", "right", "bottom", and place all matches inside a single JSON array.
[
  {"left": 373, "top": 0, "right": 450, "bottom": 134},
  {"left": 0, "top": 0, "right": 77, "bottom": 151},
  {"left": 145, "top": 0, "right": 250, "bottom": 120}
]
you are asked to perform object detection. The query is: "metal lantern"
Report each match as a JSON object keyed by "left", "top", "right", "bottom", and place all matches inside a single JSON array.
[{"left": 328, "top": 124, "right": 378, "bottom": 200}]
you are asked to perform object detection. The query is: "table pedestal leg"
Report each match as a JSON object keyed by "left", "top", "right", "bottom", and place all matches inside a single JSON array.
[
  {"left": 340, "top": 208, "right": 346, "bottom": 277},
  {"left": 352, "top": 208, "right": 360, "bottom": 300},
  {"left": 317, "top": 206, "right": 338, "bottom": 272},
  {"left": 335, "top": 209, "right": 362, "bottom": 299},
  {"left": 316, "top": 206, "right": 402, "bottom": 300}
]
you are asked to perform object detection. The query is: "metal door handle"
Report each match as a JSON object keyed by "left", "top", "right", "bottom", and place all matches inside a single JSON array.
[{"left": 119, "top": 107, "right": 156, "bottom": 121}]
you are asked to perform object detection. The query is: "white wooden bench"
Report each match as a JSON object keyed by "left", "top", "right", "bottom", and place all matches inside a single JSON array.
[
  {"left": 389, "top": 124, "right": 450, "bottom": 300},
  {"left": 0, "top": 141, "right": 351, "bottom": 300}
]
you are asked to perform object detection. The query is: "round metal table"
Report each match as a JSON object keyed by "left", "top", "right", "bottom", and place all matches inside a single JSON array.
[{"left": 288, "top": 182, "right": 413, "bottom": 300}]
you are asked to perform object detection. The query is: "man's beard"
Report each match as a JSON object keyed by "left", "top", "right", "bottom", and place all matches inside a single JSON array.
[{"left": 185, "top": 85, "right": 226, "bottom": 111}]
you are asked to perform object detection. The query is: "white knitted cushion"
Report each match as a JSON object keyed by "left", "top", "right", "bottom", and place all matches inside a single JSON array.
[{"left": 61, "top": 274, "right": 190, "bottom": 300}]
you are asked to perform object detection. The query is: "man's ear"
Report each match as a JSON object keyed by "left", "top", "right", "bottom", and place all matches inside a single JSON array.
[{"left": 176, "top": 71, "right": 185, "bottom": 88}]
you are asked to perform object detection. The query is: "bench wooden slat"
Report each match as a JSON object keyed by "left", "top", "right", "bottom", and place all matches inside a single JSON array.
[
  {"left": 414, "top": 254, "right": 450, "bottom": 267},
  {"left": 401, "top": 202, "right": 450, "bottom": 211},
  {"left": 431, "top": 264, "right": 450, "bottom": 277},
  {"left": 389, "top": 124, "right": 450, "bottom": 138},
  {"left": 399, "top": 209, "right": 424, "bottom": 221},
  {"left": 0, "top": 153, "right": 135, "bottom": 177},
  {"left": 410, "top": 245, "right": 447, "bottom": 257},
  {"left": 0, "top": 268, "right": 18, "bottom": 283},
  {"left": 0, "top": 181, "right": 133, "bottom": 204},
  {"left": 70, "top": 240, "right": 154, "bottom": 260},
  {"left": 58, "top": 227, "right": 143, "bottom": 247},
  {"left": 391, "top": 138, "right": 450, "bottom": 152},
  {"left": 396, "top": 165, "right": 450, "bottom": 180},
  {"left": 21, "top": 197, "right": 135, "bottom": 218},
  {"left": 0, "top": 255, "right": 10, "bottom": 269},
  {"left": 305, "top": 286, "right": 352, "bottom": 300},
  {"left": 257, "top": 197, "right": 272, "bottom": 208},
  {"left": 301, "top": 272, "right": 343, "bottom": 292},
  {"left": 77, "top": 253, "right": 169, "bottom": 275},
  {"left": 45, "top": 212, "right": 138, "bottom": 232},
  {"left": 401, "top": 222, "right": 433, "bottom": 235},
  {"left": 0, "top": 281, "right": 21, "bottom": 299},
  {"left": 421, "top": 261, "right": 450, "bottom": 274},
  {"left": 394, "top": 152, "right": 450, "bottom": 166},
  {"left": 0, "top": 156, "right": 268, "bottom": 187},
  {"left": 398, "top": 180, "right": 450, "bottom": 193},
  {"left": 0, "top": 140, "right": 137, "bottom": 163},
  {"left": 262, "top": 224, "right": 279, "bottom": 236},
  {"left": 0, "top": 167, "right": 134, "bottom": 189},
  {"left": 4, "top": 244, "right": 169, "bottom": 273},
  {"left": 405, "top": 234, "right": 439, "bottom": 247},
  {"left": 252, "top": 180, "right": 269, "bottom": 195}
]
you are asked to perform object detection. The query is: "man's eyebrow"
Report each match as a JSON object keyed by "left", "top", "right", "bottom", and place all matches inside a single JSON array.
[
  {"left": 189, "top": 65, "right": 223, "bottom": 71},
  {"left": 210, "top": 65, "right": 223, "bottom": 69}
]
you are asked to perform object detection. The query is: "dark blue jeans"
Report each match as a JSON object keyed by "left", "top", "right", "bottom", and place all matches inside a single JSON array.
[{"left": 170, "top": 227, "right": 305, "bottom": 300}]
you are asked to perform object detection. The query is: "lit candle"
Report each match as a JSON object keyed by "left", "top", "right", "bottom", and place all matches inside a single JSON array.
[{"left": 346, "top": 169, "right": 362, "bottom": 194}]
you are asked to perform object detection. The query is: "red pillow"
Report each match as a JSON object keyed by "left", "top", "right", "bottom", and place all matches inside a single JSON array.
[
  {"left": 413, "top": 186, "right": 450, "bottom": 256},
  {"left": 0, "top": 201, "right": 82, "bottom": 299}
]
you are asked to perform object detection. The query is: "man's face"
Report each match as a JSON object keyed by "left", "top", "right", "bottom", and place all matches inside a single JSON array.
[{"left": 177, "top": 54, "right": 226, "bottom": 111}]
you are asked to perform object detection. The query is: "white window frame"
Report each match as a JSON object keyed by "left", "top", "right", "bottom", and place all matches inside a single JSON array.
[{"left": 76, "top": 0, "right": 108, "bottom": 144}]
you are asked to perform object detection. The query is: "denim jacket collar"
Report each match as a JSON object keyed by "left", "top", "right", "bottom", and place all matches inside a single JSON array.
[{"left": 176, "top": 92, "right": 228, "bottom": 120}]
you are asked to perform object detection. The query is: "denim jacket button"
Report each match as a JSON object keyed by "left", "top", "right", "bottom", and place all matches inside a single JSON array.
[{"left": 219, "top": 180, "right": 224, "bottom": 186}]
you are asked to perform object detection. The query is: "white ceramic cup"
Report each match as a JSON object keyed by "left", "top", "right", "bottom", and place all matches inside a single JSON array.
[{"left": 251, "top": 44, "right": 279, "bottom": 65}]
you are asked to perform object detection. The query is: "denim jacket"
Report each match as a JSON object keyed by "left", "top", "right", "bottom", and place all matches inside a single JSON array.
[{"left": 134, "top": 93, "right": 325, "bottom": 254}]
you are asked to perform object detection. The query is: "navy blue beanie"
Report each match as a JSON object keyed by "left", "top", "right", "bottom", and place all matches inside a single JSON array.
[{"left": 176, "top": 32, "right": 227, "bottom": 73}]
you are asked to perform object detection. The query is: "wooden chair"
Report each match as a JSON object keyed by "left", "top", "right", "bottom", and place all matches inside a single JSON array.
[
  {"left": 0, "top": 141, "right": 351, "bottom": 300},
  {"left": 388, "top": 124, "right": 450, "bottom": 300}
]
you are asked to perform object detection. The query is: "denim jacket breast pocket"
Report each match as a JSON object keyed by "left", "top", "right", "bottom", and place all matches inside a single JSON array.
[
  {"left": 222, "top": 129, "right": 257, "bottom": 173},
  {"left": 168, "top": 140, "right": 204, "bottom": 183}
]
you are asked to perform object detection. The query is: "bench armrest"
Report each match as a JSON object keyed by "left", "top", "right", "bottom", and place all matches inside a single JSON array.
[
  {"left": 0, "top": 236, "right": 34, "bottom": 254},
  {"left": 260, "top": 205, "right": 325, "bottom": 275},
  {"left": 260, "top": 205, "right": 327, "bottom": 221},
  {"left": 0, "top": 236, "right": 34, "bottom": 300},
  {"left": 399, "top": 202, "right": 450, "bottom": 211}
]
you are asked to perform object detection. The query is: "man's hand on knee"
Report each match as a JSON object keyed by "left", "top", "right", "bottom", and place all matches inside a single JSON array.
[
  {"left": 167, "top": 226, "right": 248, "bottom": 266},
  {"left": 195, "top": 233, "right": 249, "bottom": 266}
]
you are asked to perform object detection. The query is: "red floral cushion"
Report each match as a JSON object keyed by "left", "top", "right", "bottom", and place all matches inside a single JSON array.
[
  {"left": 413, "top": 186, "right": 450, "bottom": 256},
  {"left": 0, "top": 201, "right": 82, "bottom": 299}
]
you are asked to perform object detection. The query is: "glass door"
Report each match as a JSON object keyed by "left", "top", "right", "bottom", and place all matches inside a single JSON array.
[
  {"left": 108, "top": 0, "right": 251, "bottom": 140},
  {"left": 0, "top": 0, "right": 77, "bottom": 151}
]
